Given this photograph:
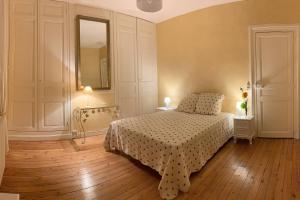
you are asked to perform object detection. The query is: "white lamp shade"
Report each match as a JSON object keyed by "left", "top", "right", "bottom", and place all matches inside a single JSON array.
[
  {"left": 83, "top": 86, "right": 93, "bottom": 93},
  {"left": 137, "top": 0, "right": 162, "bottom": 12},
  {"left": 164, "top": 97, "right": 171, "bottom": 107}
]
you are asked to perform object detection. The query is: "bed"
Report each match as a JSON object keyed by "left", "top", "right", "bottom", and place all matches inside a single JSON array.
[{"left": 104, "top": 110, "right": 234, "bottom": 199}]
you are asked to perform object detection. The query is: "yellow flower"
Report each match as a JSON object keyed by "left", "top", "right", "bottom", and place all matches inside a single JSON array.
[{"left": 242, "top": 92, "right": 248, "bottom": 99}]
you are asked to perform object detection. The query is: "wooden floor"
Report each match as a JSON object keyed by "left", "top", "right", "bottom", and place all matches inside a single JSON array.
[{"left": 0, "top": 136, "right": 300, "bottom": 200}]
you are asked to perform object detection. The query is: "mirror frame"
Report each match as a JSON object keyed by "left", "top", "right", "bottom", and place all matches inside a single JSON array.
[{"left": 76, "top": 15, "right": 111, "bottom": 91}]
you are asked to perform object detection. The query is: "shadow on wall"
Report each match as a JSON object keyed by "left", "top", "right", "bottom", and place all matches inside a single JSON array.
[
  {"left": 69, "top": 56, "right": 116, "bottom": 133},
  {"left": 71, "top": 92, "right": 115, "bottom": 132},
  {"left": 39, "top": 45, "right": 115, "bottom": 134}
]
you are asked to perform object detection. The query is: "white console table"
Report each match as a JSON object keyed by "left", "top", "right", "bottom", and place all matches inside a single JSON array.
[{"left": 73, "top": 105, "right": 120, "bottom": 143}]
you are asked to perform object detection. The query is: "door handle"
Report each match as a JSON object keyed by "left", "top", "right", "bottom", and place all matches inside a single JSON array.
[{"left": 256, "top": 82, "right": 264, "bottom": 89}]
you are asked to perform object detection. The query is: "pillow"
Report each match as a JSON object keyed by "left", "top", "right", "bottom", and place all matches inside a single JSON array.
[
  {"left": 195, "top": 93, "right": 224, "bottom": 115},
  {"left": 176, "top": 94, "right": 199, "bottom": 113}
]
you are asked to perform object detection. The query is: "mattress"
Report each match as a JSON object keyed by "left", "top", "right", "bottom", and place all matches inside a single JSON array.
[{"left": 104, "top": 111, "right": 234, "bottom": 199}]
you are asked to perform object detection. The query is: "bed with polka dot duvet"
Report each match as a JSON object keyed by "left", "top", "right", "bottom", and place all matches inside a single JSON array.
[{"left": 104, "top": 110, "right": 234, "bottom": 199}]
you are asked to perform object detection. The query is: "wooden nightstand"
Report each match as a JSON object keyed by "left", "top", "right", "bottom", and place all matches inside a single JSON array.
[
  {"left": 234, "top": 115, "right": 255, "bottom": 144},
  {"left": 156, "top": 107, "right": 176, "bottom": 112}
]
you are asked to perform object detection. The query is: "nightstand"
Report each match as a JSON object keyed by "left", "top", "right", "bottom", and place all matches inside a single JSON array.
[
  {"left": 234, "top": 115, "right": 255, "bottom": 144},
  {"left": 156, "top": 107, "right": 176, "bottom": 112}
]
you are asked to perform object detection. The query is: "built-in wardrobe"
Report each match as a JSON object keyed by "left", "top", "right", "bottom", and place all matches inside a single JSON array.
[
  {"left": 8, "top": 1, "right": 158, "bottom": 140},
  {"left": 8, "top": 0, "right": 70, "bottom": 140},
  {"left": 115, "top": 13, "right": 157, "bottom": 118}
]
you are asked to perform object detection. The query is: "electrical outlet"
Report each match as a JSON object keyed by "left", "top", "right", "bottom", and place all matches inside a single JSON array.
[{"left": 71, "top": 130, "right": 78, "bottom": 138}]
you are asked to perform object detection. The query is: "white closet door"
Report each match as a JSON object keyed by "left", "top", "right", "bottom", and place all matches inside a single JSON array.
[
  {"left": 115, "top": 13, "right": 139, "bottom": 118},
  {"left": 38, "top": 0, "right": 69, "bottom": 131},
  {"left": 137, "top": 19, "right": 157, "bottom": 114},
  {"left": 8, "top": 0, "right": 38, "bottom": 131}
]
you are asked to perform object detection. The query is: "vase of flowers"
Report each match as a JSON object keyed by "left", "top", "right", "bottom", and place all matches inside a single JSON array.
[{"left": 240, "top": 86, "right": 249, "bottom": 116}]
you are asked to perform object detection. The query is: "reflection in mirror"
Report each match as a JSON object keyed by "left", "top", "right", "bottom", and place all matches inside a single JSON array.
[{"left": 76, "top": 16, "right": 111, "bottom": 90}]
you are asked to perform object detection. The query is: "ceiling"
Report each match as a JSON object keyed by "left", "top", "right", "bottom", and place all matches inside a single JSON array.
[{"left": 71, "top": 0, "right": 242, "bottom": 23}]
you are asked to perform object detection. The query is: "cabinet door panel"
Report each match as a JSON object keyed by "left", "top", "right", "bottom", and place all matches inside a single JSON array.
[
  {"left": 12, "top": 102, "right": 35, "bottom": 128},
  {"left": 44, "top": 103, "right": 64, "bottom": 127},
  {"left": 139, "top": 83, "right": 156, "bottom": 114},
  {"left": 8, "top": 0, "right": 37, "bottom": 131},
  {"left": 116, "top": 14, "right": 138, "bottom": 118},
  {"left": 137, "top": 19, "right": 157, "bottom": 114},
  {"left": 38, "top": 0, "right": 69, "bottom": 131}
]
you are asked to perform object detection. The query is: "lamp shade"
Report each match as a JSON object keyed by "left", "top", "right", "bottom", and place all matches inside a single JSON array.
[
  {"left": 137, "top": 0, "right": 162, "bottom": 12},
  {"left": 83, "top": 86, "right": 93, "bottom": 93},
  {"left": 164, "top": 97, "right": 171, "bottom": 108}
]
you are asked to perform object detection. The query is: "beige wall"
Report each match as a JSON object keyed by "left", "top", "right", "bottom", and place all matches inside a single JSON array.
[
  {"left": 99, "top": 46, "right": 108, "bottom": 88},
  {"left": 80, "top": 46, "right": 108, "bottom": 89},
  {"left": 99, "top": 46, "right": 107, "bottom": 60},
  {"left": 70, "top": 5, "right": 115, "bottom": 133},
  {"left": 157, "top": 0, "right": 300, "bottom": 113},
  {"left": 80, "top": 48, "right": 101, "bottom": 88}
]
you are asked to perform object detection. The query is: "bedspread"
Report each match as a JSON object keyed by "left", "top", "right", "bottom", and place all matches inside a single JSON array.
[{"left": 105, "top": 111, "right": 234, "bottom": 199}]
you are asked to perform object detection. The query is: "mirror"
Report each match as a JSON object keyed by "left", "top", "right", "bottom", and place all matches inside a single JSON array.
[{"left": 76, "top": 15, "right": 111, "bottom": 90}]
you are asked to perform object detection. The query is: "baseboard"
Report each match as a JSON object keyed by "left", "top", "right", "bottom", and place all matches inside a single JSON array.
[
  {"left": 258, "top": 134, "right": 296, "bottom": 139},
  {"left": 72, "top": 128, "right": 108, "bottom": 139},
  {"left": 8, "top": 128, "right": 109, "bottom": 141},
  {"left": 86, "top": 128, "right": 108, "bottom": 135},
  {"left": 8, "top": 131, "right": 72, "bottom": 141}
]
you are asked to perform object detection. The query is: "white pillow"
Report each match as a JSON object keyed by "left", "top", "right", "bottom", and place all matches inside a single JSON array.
[
  {"left": 176, "top": 94, "right": 199, "bottom": 113},
  {"left": 195, "top": 93, "right": 224, "bottom": 115}
]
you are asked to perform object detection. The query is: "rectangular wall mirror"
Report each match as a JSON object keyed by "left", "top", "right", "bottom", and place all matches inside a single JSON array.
[{"left": 76, "top": 15, "right": 111, "bottom": 90}]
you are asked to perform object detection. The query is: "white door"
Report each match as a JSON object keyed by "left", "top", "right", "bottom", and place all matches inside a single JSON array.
[
  {"left": 252, "top": 26, "right": 298, "bottom": 138},
  {"left": 8, "top": 0, "right": 38, "bottom": 131},
  {"left": 115, "top": 13, "right": 139, "bottom": 118},
  {"left": 137, "top": 19, "right": 158, "bottom": 114},
  {"left": 38, "top": 0, "right": 70, "bottom": 131}
]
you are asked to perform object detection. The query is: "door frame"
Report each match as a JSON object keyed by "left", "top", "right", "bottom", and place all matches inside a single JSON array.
[{"left": 249, "top": 25, "right": 300, "bottom": 139}]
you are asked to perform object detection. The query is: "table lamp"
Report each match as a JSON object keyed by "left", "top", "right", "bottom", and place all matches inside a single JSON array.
[
  {"left": 164, "top": 97, "right": 171, "bottom": 108},
  {"left": 83, "top": 86, "right": 93, "bottom": 107}
]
